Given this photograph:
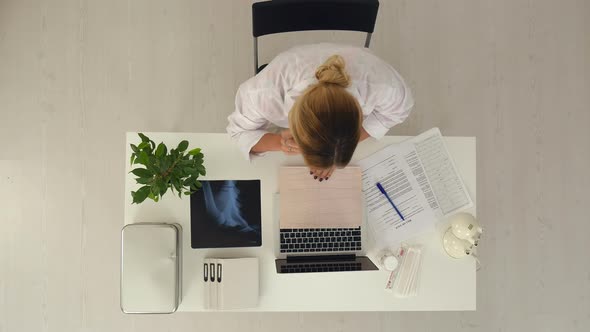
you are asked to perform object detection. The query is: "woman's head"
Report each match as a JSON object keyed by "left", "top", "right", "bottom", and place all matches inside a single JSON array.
[{"left": 289, "top": 55, "right": 363, "bottom": 170}]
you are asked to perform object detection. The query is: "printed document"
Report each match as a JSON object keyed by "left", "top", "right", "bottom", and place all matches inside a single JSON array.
[{"left": 359, "top": 128, "right": 473, "bottom": 247}]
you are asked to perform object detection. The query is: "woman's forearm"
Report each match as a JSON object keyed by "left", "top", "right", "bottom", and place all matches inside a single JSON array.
[{"left": 251, "top": 133, "right": 282, "bottom": 153}]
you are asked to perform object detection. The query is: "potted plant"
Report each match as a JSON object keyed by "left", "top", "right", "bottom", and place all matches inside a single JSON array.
[{"left": 129, "top": 133, "right": 206, "bottom": 204}]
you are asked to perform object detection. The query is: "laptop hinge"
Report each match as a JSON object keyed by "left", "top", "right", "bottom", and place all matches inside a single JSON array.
[{"left": 286, "top": 254, "right": 356, "bottom": 263}]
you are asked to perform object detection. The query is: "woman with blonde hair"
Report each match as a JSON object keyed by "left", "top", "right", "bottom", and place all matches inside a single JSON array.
[{"left": 227, "top": 43, "right": 414, "bottom": 181}]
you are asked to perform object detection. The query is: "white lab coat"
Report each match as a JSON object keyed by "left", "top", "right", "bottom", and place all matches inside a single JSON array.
[{"left": 227, "top": 43, "right": 414, "bottom": 160}]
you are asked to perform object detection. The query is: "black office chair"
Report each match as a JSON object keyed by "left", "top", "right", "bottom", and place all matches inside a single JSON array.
[{"left": 252, "top": 0, "right": 380, "bottom": 74}]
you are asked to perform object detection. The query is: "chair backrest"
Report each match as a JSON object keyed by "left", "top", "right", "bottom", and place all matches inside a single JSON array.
[{"left": 251, "top": 0, "right": 379, "bottom": 73}]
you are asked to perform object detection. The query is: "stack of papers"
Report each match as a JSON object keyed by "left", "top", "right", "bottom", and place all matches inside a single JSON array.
[{"left": 359, "top": 128, "right": 473, "bottom": 248}]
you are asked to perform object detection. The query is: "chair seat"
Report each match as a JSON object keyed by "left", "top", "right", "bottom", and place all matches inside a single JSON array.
[
  {"left": 257, "top": 63, "right": 268, "bottom": 74},
  {"left": 252, "top": 0, "right": 379, "bottom": 75}
]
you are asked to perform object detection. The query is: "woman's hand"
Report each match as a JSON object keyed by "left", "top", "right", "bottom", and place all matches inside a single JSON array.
[
  {"left": 250, "top": 130, "right": 300, "bottom": 155},
  {"left": 309, "top": 165, "right": 335, "bottom": 182},
  {"left": 360, "top": 127, "right": 371, "bottom": 141},
  {"left": 280, "top": 129, "right": 300, "bottom": 155}
]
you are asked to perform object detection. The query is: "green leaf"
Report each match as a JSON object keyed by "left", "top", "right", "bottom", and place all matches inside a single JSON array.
[
  {"left": 181, "top": 160, "right": 190, "bottom": 169},
  {"left": 182, "top": 177, "right": 193, "bottom": 186},
  {"left": 177, "top": 159, "right": 192, "bottom": 167},
  {"left": 138, "top": 133, "right": 149, "bottom": 142},
  {"left": 130, "top": 154, "right": 135, "bottom": 166},
  {"left": 132, "top": 186, "right": 151, "bottom": 204},
  {"left": 188, "top": 148, "right": 201, "bottom": 156},
  {"left": 137, "top": 151, "right": 149, "bottom": 165},
  {"left": 184, "top": 191, "right": 192, "bottom": 195},
  {"left": 138, "top": 141, "right": 149, "bottom": 150},
  {"left": 150, "top": 184, "right": 160, "bottom": 198},
  {"left": 146, "top": 155, "right": 158, "bottom": 171},
  {"left": 148, "top": 192, "right": 159, "bottom": 202},
  {"left": 172, "top": 177, "right": 180, "bottom": 189},
  {"left": 170, "top": 148, "right": 178, "bottom": 159},
  {"left": 170, "top": 167, "right": 182, "bottom": 179},
  {"left": 136, "top": 177, "right": 152, "bottom": 185},
  {"left": 155, "top": 178, "right": 167, "bottom": 195},
  {"left": 131, "top": 168, "right": 153, "bottom": 178},
  {"left": 172, "top": 178, "right": 182, "bottom": 197},
  {"left": 177, "top": 140, "right": 189, "bottom": 152},
  {"left": 154, "top": 158, "right": 161, "bottom": 173},
  {"left": 161, "top": 159, "right": 171, "bottom": 174},
  {"left": 196, "top": 165, "right": 206, "bottom": 176},
  {"left": 184, "top": 167, "right": 197, "bottom": 174},
  {"left": 155, "top": 142, "right": 166, "bottom": 157},
  {"left": 145, "top": 155, "right": 161, "bottom": 174},
  {"left": 194, "top": 180, "right": 202, "bottom": 188},
  {"left": 145, "top": 163, "right": 157, "bottom": 174},
  {"left": 130, "top": 144, "right": 139, "bottom": 153}
]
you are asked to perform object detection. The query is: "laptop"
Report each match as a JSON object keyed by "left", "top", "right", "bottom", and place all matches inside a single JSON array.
[{"left": 275, "top": 166, "right": 378, "bottom": 274}]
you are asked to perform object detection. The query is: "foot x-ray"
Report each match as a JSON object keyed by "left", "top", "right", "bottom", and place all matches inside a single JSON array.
[{"left": 190, "top": 180, "right": 262, "bottom": 248}]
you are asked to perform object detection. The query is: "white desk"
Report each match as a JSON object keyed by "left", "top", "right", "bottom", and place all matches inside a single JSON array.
[{"left": 124, "top": 132, "right": 476, "bottom": 311}]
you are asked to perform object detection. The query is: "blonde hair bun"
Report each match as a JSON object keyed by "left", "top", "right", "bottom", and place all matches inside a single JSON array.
[{"left": 315, "top": 55, "right": 351, "bottom": 88}]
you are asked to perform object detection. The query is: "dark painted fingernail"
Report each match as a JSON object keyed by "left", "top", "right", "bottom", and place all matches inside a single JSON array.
[
  {"left": 314, "top": 176, "right": 318, "bottom": 179},
  {"left": 319, "top": 178, "right": 323, "bottom": 182},
  {"left": 310, "top": 171, "right": 313, "bottom": 175},
  {"left": 325, "top": 177, "right": 329, "bottom": 180}
]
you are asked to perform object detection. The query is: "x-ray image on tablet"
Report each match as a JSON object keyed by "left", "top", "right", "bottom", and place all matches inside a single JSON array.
[{"left": 190, "top": 180, "right": 261, "bottom": 248}]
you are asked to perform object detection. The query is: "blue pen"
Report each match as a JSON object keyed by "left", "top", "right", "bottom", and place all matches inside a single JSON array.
[{"left": 376, "top": 182, "right": 405, "bottom": 221}]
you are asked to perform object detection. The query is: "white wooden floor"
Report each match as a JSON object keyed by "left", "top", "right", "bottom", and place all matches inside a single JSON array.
[{"left": 1, "top": 0, "right": 589, "bottom": 331}]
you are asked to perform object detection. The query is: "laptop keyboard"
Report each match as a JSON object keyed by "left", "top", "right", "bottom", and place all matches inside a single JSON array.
[
  {"left": 279, "top": 227, "right": 362, "bottom": 253},
  {"left": 279, "top": 262, "right": 363, "bottom": 273}
]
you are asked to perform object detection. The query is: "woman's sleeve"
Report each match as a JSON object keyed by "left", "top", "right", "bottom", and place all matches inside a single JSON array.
[
  {"left": 227, "top": 51, "right": 294, "bottom": 161},
  {"left": 226, "top": 82, "right": 273, "bottom": 161},
  {"left": 362, "top": 82, "right": 415, "bottom": 139}
]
